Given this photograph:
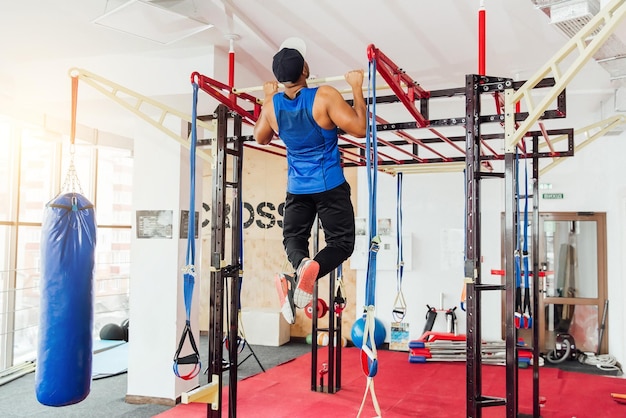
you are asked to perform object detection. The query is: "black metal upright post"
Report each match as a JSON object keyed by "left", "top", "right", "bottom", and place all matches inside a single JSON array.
[
  {"left": 466, "top": 75, "right": 515, "bottom": 418},
  {"left": 465, "top": 74, "right": 483, "bottom": 418},
  {"left": 207, "top": 105, "right": 244, "bottom": 418},
  {"left": 503, "top": 149, "right": 518, "bottom": 418},
  {"left": 227, "top": 112, "right": 244, "bottom": 418},
  {"left": 309, "top": 219, "right": 341, "bottom": 394},
  {"left": 325, "top": 269, "right": 336, "bottom": 394},
  {"left": 466, "top": 80, "right": 552, "bottom": 418},
  {"left": 503, "top": 87, "right": 519, "bottom": 418},
  {"left": 334, "top": 273, "right": 342, "bottom": 391},
  {"left": 207, "top": 104, "right": 228, "bottom": 418},
  {"left": 310, "top": 218, "right": 319, "bottom": 392},
  {"left": 532, "top": 135, "right": 541, "bottom": 418}
]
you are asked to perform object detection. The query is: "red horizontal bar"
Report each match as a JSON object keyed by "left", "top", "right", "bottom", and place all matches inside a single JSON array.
[
  {"left": 368, "top": 44, "right": 430, "bottom": 128},
  {"left": 491, "top": 269, "right": 550, "bottom": 277}
]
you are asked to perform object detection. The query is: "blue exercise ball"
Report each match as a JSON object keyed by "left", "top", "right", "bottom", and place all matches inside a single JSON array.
[{"left": 351, "top": 316, "right": 386, "bottom": 348}]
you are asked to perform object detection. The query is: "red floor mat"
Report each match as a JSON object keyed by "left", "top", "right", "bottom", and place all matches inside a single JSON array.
[{"left": 156, "top": 347, "right": 626, "bottom": 417}]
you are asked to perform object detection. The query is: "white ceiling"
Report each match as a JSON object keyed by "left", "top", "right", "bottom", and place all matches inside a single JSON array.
[{"left": 1, "top": 0, "right": 624, "bottom": 139}]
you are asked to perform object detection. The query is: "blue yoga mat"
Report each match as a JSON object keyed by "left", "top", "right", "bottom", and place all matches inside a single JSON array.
[{"left": 91, "top": 341, "right": 129, "bottom": 380}]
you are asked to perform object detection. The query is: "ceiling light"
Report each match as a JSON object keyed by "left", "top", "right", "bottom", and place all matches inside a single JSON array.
[{"left": 93, "top": 0, "right": 213, "bottom": 45}]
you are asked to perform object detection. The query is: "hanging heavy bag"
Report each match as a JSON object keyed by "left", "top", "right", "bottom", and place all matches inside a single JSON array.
[{"left": 35, "top": 192, "right": 96, "bottom": 406}]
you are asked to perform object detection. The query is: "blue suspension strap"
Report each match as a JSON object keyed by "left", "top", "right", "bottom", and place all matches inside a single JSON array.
[
  {"left": 514, "top": 148, "right": 523, "bottom": 329},
  {"left": 521, "top": 142, "right": 532, "bottom": 329},
  {"left": 357, "top": 57, "right": 382, "bottom": 418},
  {"left": 364, "top": 62, "right": 379, "bottom": 310},
  {"left": 392, "top": 172, "right": 406, "bottom": 322},
  {"left": 173, "top": 82, "right": 201, "bottom": 380}
]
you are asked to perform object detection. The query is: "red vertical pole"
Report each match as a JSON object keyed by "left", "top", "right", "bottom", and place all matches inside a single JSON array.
[
  {"left": 478, "top": 1, "right": 486, "bottom": 75},
  {"left": 228, "top": 37, "right": 235, "bottom": 101},
  {"left": 70, "top": 75, "right": 78, "bottom": 145}
]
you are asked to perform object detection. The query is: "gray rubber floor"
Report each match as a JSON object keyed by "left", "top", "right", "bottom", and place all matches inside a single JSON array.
[{"left": 0, "top": 335, "right": 310, "bottom": 418}]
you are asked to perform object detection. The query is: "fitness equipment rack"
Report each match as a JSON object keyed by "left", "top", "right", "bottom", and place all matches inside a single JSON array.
[
  {"left": 464, "top": 74, "right": 546, "bottom": 418},
  {"left": 364, "top": 43, "right": 573, "bottom": 417},
  {"left": 194, "top": 58, "right": 570, "bottom": 418},
  {"left": 199, "top": 103, "right": 245, "bottom": 418},
  {"left": 191, "top": 4, "right": 626, "bottom": 412}
]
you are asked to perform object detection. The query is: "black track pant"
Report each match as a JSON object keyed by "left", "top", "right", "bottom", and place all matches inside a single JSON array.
[{"left": 282, "top": 181, "right": 355, "bottom": 279}]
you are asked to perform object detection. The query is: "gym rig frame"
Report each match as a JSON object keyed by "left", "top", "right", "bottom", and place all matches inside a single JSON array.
[
  {"left": 194, "top": 70, "right": 568, "bottom": 418},
  {"left": 192, "top": 4, "right": 626, "bottom": 414}
]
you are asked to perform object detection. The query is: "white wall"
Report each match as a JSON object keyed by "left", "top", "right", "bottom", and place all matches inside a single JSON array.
[
  {"left": 355, "top": 128, "right": 626, "bottom": 363},
  {"left": 127, "top": 118, "right": 202, "bottom": 402},
  {"left": 7, "top": 46, "right": 219, "bottom": 140},
  {"left": 541, "top": 128, "right": 626, "bottom": 363}
]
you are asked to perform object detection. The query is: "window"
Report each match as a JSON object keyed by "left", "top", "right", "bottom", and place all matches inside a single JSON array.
[
  {"left": 0, "top": 116, "right": 12, "bottom": 221},
  {"left": 0, "top": 116, "right": 133, "bottom": 371},
  {"left": 18, "top": 130, "right": 57, "bottom": 223},
  {"left": 95, "top": 147, "right": 133, "bottom": 226}
]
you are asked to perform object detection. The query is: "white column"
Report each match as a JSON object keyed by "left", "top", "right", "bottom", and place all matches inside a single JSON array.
[{"left": 126, "top": 121, "right": 202, "bottom": 404}]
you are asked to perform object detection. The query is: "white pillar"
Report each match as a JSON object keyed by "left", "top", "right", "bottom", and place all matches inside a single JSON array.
[{"left": 126, "top": 122, "right": 202, "bottom": 404}]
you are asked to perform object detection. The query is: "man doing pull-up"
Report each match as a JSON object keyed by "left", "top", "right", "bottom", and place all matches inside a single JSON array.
[{"left": 253, "top": 37, "right": 367, "bottom": 324}]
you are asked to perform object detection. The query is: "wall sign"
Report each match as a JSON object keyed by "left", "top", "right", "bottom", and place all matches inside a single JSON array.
[
  {"left": 179, "top": 210, "right": 199, "bottom": 239},
  {"left": 202, "top": 200, "right": 285, "bottom": 230},
  {"left": 542, "top": 193, "right": 564, "bottom": 199},
  {"left": 136, "top": 210, "right": 173, "bottom": 239}
]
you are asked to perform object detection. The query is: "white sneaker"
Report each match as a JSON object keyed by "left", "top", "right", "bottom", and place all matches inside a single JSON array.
[
  {"left": 275, "top": 273, "right": 296, "bottom": 324},
  {"left": 293, "top": 258, "right": 320, "bottom": 309}
]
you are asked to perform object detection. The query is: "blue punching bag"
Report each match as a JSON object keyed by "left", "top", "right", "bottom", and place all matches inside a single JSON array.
[{"left": 36, "top": 192, "right": 96, "bottom": 406}]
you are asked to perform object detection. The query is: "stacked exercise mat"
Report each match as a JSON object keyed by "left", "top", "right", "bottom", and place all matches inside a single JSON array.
[{"left": 408, "top": 332, "right": 533, "bottom": 366}]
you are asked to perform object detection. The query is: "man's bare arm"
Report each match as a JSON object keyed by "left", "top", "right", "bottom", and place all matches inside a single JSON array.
[
  {"left": 325, "top": 70, "right": 367, "bottom": 138},
  {"left": 253, "top": 81, "right": 279, "bottom": 145},
  {"left": 254, "top": 109, "right": 275, "bottom": 145}
]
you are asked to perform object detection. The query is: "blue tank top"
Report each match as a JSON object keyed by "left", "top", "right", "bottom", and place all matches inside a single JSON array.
[{"left": 273, "top": 87, "right": 345, "bottom": 194}]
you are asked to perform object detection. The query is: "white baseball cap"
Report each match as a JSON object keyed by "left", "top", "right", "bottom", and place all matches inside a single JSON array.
[
  {"left": 273, "top": 37, "right": 308, "bottom": 83},
  {"left": 279, "top": 37, "right": 306, "bottom": 59}
]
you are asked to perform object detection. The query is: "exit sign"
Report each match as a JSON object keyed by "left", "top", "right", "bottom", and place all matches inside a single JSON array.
[{"left": 542, "top": 193, "right": 564, "bottom": 199}]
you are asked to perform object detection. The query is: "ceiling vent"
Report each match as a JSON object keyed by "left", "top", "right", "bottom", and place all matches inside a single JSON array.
[
  {"left": 533, "top": 0, "right": 626, "bottom": 84},
  {"left": 548, "top": 0, "right": 600, "bottom": 38},
  {"left": 93, "top": 0, "right": 213, "bottom": 45}
]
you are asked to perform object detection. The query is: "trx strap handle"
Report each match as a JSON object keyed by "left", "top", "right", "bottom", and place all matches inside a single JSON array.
[
  {"left": 173, "top": 82, "right": 201, "bottom": 379},
  {"left": 446, "top": 306, "right": 458, "bottom": 334},
  {"left": 360, "top": 308, "right": 379, "bottom": 378},
  {"left": 334, "top": 264, "right": 347, "bottom": 316},
  {"left": 392, "top": 172, "right": 407, "bottom": 322},
  {"left": 357, "top": 306, "right": 381, "bottom": 418},
  {"left": 423, "top": 305, "right": 438, "bottom": 334},
  {"left": 173, "top": 321, "right": 201, "bottom": 379},
  {"left": 392, "top": 293, "right": 407, "bottom": 323},
  {"left": 224, "top": 334, "right": 247, "bottom": 355}
]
